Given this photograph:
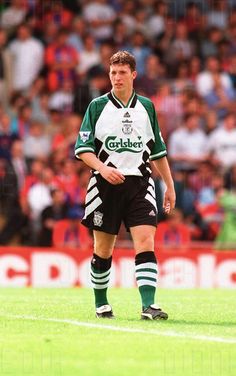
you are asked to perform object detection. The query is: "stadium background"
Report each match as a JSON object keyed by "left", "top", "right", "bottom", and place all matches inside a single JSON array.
[
  {"left": 0, "top": 0, "right": 236, "bottom": 282},
  {"left": 0, "top": 2, "right": 236, "bottom": 376}
]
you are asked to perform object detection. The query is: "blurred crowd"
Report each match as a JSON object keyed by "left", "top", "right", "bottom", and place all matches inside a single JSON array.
[{"left": 0, "top": 0, "right": 236, "bottom": 248}]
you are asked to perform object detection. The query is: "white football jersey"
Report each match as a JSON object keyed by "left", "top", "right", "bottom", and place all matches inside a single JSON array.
[{"left": 75, "top": 91, "right": 167, "bottom": 176}]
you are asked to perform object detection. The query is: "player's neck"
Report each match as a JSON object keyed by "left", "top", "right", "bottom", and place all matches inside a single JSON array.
[{"left": 112, "top": 88, "right": 134, "bottom": 107}]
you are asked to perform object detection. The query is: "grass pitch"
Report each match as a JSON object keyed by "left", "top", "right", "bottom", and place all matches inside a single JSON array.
[{"left": 0, "top": 288, "right": 235, "bottom": 376}]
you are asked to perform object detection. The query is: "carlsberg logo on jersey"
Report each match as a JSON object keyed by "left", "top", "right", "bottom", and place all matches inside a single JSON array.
[{"left": 105, "top": 136, "right": 143, "bottom": 153}]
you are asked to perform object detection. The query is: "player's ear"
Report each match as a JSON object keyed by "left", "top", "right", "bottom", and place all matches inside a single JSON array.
[{"left": 132, "top": 70, "right": 137, "bottom": 80}]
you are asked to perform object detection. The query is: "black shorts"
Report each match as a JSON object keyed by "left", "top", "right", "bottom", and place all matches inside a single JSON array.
[{"left": 81, "top": 174, "right": 158, "bottom": 234}]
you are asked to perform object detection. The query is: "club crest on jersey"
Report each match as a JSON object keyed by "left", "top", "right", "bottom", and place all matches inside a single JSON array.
[
  {"left": 122, "top": 122, "right": 133, "bottom": 134},
  {"left": 79, "top": 131, "right": 91, "bottom": 143},
  {"left": 93, "top": 211, "right": 103, "bottom": 227}
]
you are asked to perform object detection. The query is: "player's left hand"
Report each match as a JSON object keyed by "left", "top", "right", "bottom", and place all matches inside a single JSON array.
[{"left": 163, "top": 187, "right": 176, "bottom": 214}]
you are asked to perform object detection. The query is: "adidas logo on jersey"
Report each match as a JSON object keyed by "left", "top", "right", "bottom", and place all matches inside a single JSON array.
[
  {"left": 124, "top": 112, "right": 130, "bottom": 118},
  {"left": 149, "top": 210, "right": 156, "bottom": 216}
]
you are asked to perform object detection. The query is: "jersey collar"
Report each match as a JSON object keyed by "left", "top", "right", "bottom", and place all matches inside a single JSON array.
[{"left": 108, "top": 90, "right": 137, "bottom": 108}]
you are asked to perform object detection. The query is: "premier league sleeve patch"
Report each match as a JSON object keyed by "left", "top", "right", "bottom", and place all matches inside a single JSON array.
[{"left": 79, "top": 131, "right": 91, "bottom": 143}]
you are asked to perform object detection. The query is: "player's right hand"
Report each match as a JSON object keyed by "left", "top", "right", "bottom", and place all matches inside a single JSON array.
[{"left": 98, "top": 165, "right": 125, "bottom": 185}]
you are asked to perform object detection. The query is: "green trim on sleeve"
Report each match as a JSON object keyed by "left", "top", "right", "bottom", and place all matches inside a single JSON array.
[
  {"left": 74, "top": 95, "right": 109, "bottom": 158},
  {"left": 137, "top": 95, "right": 167, "bottom": 159}
]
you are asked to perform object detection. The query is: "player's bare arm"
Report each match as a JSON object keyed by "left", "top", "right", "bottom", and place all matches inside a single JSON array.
[
  {"left": 152, "top": 156, "right": 176, "bottom": 214},
  {"left": 79, "top": 152, "right": 125, "bottom": 185}
]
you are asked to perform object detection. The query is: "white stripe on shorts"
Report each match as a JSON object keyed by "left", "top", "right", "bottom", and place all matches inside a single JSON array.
[
  {"left": 145, "top": 192, "right": 157, "bottom": 210},
  {"left": 84, "top": 197, "right": 102, "bottom": 218},
  {"left": 85, "top": 187, "right": 99, "bottom": 205}
]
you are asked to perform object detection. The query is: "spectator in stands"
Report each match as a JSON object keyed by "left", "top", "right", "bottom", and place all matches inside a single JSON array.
[
  {"left": 98, "top": 41, "right": 115, "bottom": 72},
  {"left": 152, "top": 82, "right": 183, "bottom": 138},
  {"left": 203, "top": 110, "right": 219, "bottom": 135},
  {"left": 215, "top": 187, "right": 236, "bottom": 249},
  {"left": 228, "top": 22, "right": 236, "bottom": 55},
  {"left": 188, "top": 161, "right": 216, "bottom": 195},
  {"left": 52, "top": 114, "right": 82, "bottom": 159},
  {"left": 182, "top": 1, "right": 205, "bottom": 40},
  {"left": 26, "top": 76, "right": 47, "bottom": 102},
  {"left": 75, "top": 167, "right": 91, "bottom": 206},
  {"left": 156, "top": 15, "right": 175, "bottom": 62},
  {"left": 228, "top": 53, "right": 236, "bottom": 88},
  {"left": 195, "top": 172, "right": 225, "bottom": 240},
  {"left": 23, "top": 120, "right": 51, "bottom": 164},
  {"left": 172, "top": 60, "right": 194, "bottom": 93},
  {"left": 0, "top": 157, "right": 26, "bottom": 245},
  {"left": 118, "top": 0, "right": 136, "bottom": 36},
  {"left": 57, "top": 159, "right": 80, "bottom": 206},
  {"left": 189, "top": 56, "right": 201, "bottom": 83},
  {"left": 52, "top": 204, "right": 92, "bottom": 249},
  {"left": 9, "top": 139, "right": 27, "bottom": 191},
  {"left": 77, "top": 34, "right": 101, "bottom": 79},
  {"left": 42, "top": 2, "right": 74, "bottom": 29},
  {"left": 196, "top": 55, "right": 233, "bottom": 97},
  {"left": 20, "top": 158, "right": 45, "bottom": 216},
  {"left": 0, "top": 158, "right": 18, "bottom": 216},
  {"left": 155, "top": 208, "right": 191, "bottom": 247},
  {"left": 45, "top": 28, "right": 78, "bottom": 92},
  {"left": 127, "top": 31, "right": 152, "bottom": 75},
  {"left": 165, "top": 21, "right": 196, "bottom": 68},
  {"left": 206, "top": 0, "right": 228, "bottom": 30},
  {"left": 133, "top": 8, "right": 148, "bottom": 37},
  {"left": 68, "top": 17, "right": 86, "bottom": 53},
  {"left": 205, "top": 72, "right": 235, "bottom": 119},
  {"left": 0, "top": 28, "right": 12, "bottom": 108},
  {"left": 41, "top": 21, "right": 59, "bottom": 46},
  {"left": 112, "top": 19, "right": 128, "bottom": 50},
  {"left": 27, "top": 166, "right": 62, "bottom": 242},
  {"left": 38, "top": 187, "right": 68, "bottom": 247},
  {"left": 168, "top": 113, "right": 208, "bottom": 171},
  {"left": 207, "top": 112, "right": 236, "bottom": 171},
  {"left": 146, "top": 1, "right": 167, "bottom": 40},
  {"left": 10, "top": 102, "right": 32, "bottom": 139},
  {"left": 135, "top": 54, "right": 165, "bottom": 97},
  {"left": 82, "top": 0, "right": 116, "bottom": 42},
  {"left": 73, "top": 66, "right": 110, "bottom": 115},
  {"left": 0, "top": 0, "right": 27, "bottom": 35},
  {"left": 0, "top": 113, "right": 18, "bottom": 161},
  {"left": 31, "top": 90, "right": 51, "bottom": 125},
  {"left": 8, "top": 23, "right": 44, "bottom": 92},
  {"left": 200, "top": 27, "right": 223, "bottom": 58},
  {"left": 48, "top": 79, "right": 74, "bottom": 114}
]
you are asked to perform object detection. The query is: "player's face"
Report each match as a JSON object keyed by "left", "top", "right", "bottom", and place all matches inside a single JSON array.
[{"left": 109, "top": 64, "right": 137, "bottom": 94}]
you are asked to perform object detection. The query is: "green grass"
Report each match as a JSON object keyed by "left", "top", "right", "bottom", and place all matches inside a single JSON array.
[{"left": 0, "top": 288, "right": 236, "bottom": 376}]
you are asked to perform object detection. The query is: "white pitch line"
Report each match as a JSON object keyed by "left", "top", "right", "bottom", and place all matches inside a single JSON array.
[{"left": 2, "top": 314, "right": 236, "bottom": 344}]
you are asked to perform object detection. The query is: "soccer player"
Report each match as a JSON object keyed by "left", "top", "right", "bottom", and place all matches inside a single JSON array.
[{"left": 74, "top": 51, "right": 176, "bottom": 320}]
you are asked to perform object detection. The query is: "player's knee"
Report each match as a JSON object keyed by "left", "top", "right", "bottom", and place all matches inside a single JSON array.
[
  {"left": 94, "top": 239, "right": 114, "bottom": 258},
  {"left": 94, "top": 248, "right": 113, "bottom": 259},
  {"left": 136, "top": 234, "right": 154, "bottom": 252}
]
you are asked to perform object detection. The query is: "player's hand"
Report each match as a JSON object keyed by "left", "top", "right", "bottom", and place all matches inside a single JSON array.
[
  {"left": 163, "top": 186, "right": 176, "bottom": 214},
  {"left": 99, "top": 165, "right": 125, "bottom": 185}
]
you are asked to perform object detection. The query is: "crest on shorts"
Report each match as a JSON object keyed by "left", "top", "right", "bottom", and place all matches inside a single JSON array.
[
  {"left": 79, "top": 131, "right": 91, "bottom": 142},
  {"left": 93, "top": 211, "right": 103, "bottom": 227}
]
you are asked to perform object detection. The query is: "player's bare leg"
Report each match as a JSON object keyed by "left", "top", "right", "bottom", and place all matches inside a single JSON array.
[
  {"left": 130, "top": 225, "right": 168, "bottom": 320},
  {"left": 91, "top": 231, "right": 116, "bottom": 318}
]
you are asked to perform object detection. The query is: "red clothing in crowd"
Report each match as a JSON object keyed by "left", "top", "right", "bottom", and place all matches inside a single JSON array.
[
  {"left": 155, "top": 221, "right": 191, "bottom": 246},
  {"left": 53, "top": 219, "right": 91, "bottom": 249},
  {"left": 45, "top": 43, "right": 78, "bottom": 91}
]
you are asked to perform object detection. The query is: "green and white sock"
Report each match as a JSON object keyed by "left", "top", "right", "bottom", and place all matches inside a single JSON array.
[
  {"left": 135, "top": 251, "right": 158, "bottom": 309},
  {"left": 90, "top": 254, "right": 112, "bottom": 308}
]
